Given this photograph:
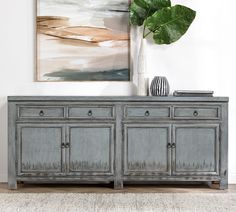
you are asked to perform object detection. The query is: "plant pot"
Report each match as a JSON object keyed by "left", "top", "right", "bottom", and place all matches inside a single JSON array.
[{"left": 150, "top": 76, "right": 170, "bottom": 96}]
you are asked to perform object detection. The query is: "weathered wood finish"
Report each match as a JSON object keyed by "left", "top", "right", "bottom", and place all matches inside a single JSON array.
[
  {"left": 19, "top": 106, "right": 65, "bottom": 118},
  {"left": 124, "top": 124, "right": 171, "bottom": 176},
  {"left": 67, "top": 124, "right": 114, "bottom": 175},
  {"left": 68, "top": 106, "right": 114, "bottom": 119},
  {"left": 125, "top": 106, "right": 170, "bottom": 118},
  {"left": 8, "top": 96, "right": 229, "bottom": 189},
  {"left": 172, "top": 124, "right": 219, "bottom": 175},
  {"left": 174, "top": 106, "right": 220, "bottom": 119},
  {"left": 17, "top": 124, "right": 64, "bottom": 175}
]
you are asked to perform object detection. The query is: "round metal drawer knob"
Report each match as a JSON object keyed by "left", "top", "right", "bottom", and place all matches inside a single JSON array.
[
  {"left": 88, "top": 110, "right": 93, "bottom": 116},
  {"left": 145, "top": 111, "right": 150, "bottom": 117},
  {"left": 193, "top": 110, "right": 198, "bottom": 117},
  {"left": 39, "top": 110, "right": 44, "bottom": 117}
]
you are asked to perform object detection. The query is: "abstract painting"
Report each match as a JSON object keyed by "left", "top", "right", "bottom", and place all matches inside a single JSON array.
[{"left": 36, "top": 0, "right": 130, "bottom": 81}]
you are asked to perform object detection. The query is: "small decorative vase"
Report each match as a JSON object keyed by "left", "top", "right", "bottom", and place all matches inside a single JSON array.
[{"left": 150, "top": 76, "right": 170, "bottom": 96}]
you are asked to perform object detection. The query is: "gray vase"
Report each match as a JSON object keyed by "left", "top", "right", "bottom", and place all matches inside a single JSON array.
[{"left": 150, "top": 76, "right": 170, "bottom": 96}]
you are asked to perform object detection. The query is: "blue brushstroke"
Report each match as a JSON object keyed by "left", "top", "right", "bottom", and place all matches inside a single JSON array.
[{"left": 44, "top": 69, "right": 130, "bottom": 81}]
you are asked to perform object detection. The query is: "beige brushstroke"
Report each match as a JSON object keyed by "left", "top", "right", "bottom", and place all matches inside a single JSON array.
[
  {"left": 37, "top": 15, "right": 130, "bottom": 81},
  {"left": 38, "top": 16, "right": 129, "bottom": 43}
]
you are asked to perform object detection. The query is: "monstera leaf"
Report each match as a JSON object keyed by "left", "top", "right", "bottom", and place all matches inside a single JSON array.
[
  {"left": 130, "top": 0, "right": 171, "bottom": 26},
  {"left": 130, "top": 0, "right": 196, "bottom": 45},
  {"left": 144, "top": 5, "right": 196, "bottom": 44}
]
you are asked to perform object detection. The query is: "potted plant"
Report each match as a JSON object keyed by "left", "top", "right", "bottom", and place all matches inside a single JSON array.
[{"left": 130, "top": 0, "right": 196, "bottom": 95}]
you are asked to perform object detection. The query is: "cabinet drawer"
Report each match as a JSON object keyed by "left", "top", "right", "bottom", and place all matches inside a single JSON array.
[
  {"left": 125, "top": 106, "right": 170, "bottom": 118},
  {"left": 19, "top": 106, "right": 65, "bottom": 118},
  {"left": 174, "top": 107, "right": 220, "bottom": 119},
  {"left": 68, "top": 106, "right": 114, "bottom": 118}
]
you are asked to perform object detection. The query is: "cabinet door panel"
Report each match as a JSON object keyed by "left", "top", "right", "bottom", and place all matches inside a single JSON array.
[
  {"left": 17, "top": 124, "right": 64, "bottom": 176},
  {"left": 124, "top": 124, "right": 171, "bottom": 176},
  {"left": 68, "top": 124, "right": 114, "bottom": 176},
  {"left": 173, "top": 124, "right": 219, "bottom": 175}
]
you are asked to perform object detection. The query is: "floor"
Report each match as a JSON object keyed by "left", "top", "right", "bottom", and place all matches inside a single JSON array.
[{"left": 0, "top": 183, "right": 236, "bottom": 193}]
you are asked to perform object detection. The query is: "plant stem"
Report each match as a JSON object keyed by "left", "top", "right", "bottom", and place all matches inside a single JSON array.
[
  {"left": 143, "top": 25, "right": 146, "bottom": 38},
  {"left": 143, "top": 30, "right": 152, "bottom": 38}
]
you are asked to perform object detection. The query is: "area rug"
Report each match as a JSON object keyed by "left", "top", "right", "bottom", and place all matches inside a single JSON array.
[{"left": 0, "top": 193, "right": 236, "bottom": 212}]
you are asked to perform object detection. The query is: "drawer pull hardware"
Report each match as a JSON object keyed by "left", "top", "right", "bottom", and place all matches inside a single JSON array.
[
  {"left": 88, "top": 110, "right": 93, "bottom": 116},
  {"left": 193, "top": 110, "right": 198, "bottom": 117},
  {"left": 171, "top": 143, "right": 176, "bottom": 148},
  {"left": 39, "top": 110, "right": 44, "bottom": 117},
  {"left": 167, "top": 143, "right": 171, "bottom": 148},
  {"left": 65, "top": 143, "right": 70, "bottom": 148},
  {"left": 61, "top": 143, "right": 65, "bottom": 148},
  {"left": 145, "top": 111, "right": 150, "bottom": 117}
]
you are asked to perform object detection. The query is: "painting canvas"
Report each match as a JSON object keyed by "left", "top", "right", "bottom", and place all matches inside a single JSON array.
[{"left": 37, "top": 0, "right": 130, "bottom": 81}]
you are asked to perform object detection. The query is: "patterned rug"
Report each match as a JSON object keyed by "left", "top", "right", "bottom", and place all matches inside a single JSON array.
[{"left": 0, "top": 193, "right": 236, "bottom": 212}]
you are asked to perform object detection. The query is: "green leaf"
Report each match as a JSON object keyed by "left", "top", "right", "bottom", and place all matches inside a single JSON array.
[
  {"left": 145, "top": 5, "right": 196, "bottom": 44},
  {"left": 134, "top": 0, "right": 149, "bottom": 10},
  {"left": 146, "top": 0, "right": 171, "bottom": 10},
  {"left": 130, "top": 2, "right": 148, "bottom": 26},
  {"left": 130, "top": 0, "right": 172, "bottom": 26}
]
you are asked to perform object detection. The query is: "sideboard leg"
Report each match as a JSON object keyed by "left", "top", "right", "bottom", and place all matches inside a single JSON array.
[
  {"left": 8, "top": 180, "right": 17, "bottom": 190},
  {"left": 8, "top": 102, "right": 17, "bottom": 190},
  {"left": 208, "top": 180, "right": 228, "bottom": 190},
  {"left": 219, "top": 179, "right": 228, "bottom": 190},
  {"left": 114, "top": 180, "right": 123, "bottom": 189}
]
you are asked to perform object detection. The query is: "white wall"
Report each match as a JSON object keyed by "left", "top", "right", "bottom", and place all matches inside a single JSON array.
[{"left": 0, "top": 0, "right": 235, "bottom": 183}]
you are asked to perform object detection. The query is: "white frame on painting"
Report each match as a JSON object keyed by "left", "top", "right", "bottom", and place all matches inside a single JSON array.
[{"left": 36, "top": 0, "right": 131, "bottom": 82}]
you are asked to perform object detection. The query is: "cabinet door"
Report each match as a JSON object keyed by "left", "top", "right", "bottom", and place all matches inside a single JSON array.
[
  {"left": 123, "top": 124, "right": 171, "bottom": 176},
  {"left": 17, "top": 124, "right": 65, "bottom": 176},
  {"left": 67, "top": 124, "right": 114, "bottom": 176},
  {"left": 172, "top": 124, "right": 219, "bottom": 176}
]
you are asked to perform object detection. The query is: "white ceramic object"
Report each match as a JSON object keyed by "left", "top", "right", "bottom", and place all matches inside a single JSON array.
[
  {"left": 137, "top": 38, "right": 148, "bottom": 96},
  {"left": 131, "top": 26, "right": 148, "bottom": 96}
]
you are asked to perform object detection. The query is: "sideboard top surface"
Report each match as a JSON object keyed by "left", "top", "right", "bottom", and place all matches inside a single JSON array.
[{"left": 8, "top": 96, "right": 229, "bottom": 102}]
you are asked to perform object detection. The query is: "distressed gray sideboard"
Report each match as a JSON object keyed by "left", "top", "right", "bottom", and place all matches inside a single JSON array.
[{"left": 8, "top": 96, "right": 228, "bottom": 189}]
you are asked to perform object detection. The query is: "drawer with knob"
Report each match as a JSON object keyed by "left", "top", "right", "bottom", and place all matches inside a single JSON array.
[
  {"left": 173, "top": 106, "right": 220, "bottom": 119},
  {"left": 68, "top": 106, "right": 114, "bottom": 119},
  {"left": 18, "top": 106, "right": 65, "bottom": 119},
  {"left": 125, "top": 106, "right": 171, "bottom": 119}
]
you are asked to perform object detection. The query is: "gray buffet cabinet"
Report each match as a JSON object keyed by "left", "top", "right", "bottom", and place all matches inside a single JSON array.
[{"left": 8, "top": 96, "right": 228, "bottom": 189}]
